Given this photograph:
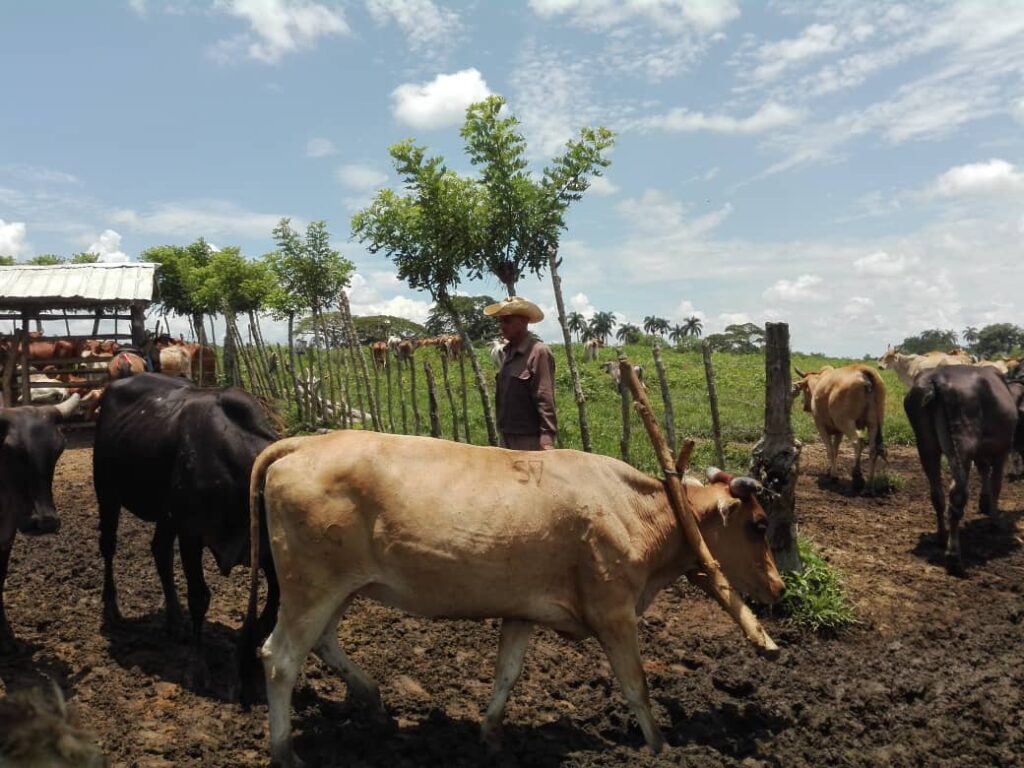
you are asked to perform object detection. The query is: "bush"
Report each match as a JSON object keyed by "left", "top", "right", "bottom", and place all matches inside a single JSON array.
[{"left": 778, "top": 536, "right": 858, "bottom": 633}]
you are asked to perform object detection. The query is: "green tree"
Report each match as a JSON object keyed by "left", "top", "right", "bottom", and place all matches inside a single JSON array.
[
  {"left": 974, "top": 323, "right": 1024, "bottom": 360},
  {"left": 962, "top": 326, "right": 980, "bottom": 349},
  {"left": 26, "top": 254, "right": 65, "bottom": 265},
  {"left": 71, "top": 252, "right": 100, "bottom": 263},
  {"left": 142, "top": 240, "right": 215, "bottom": 343},
  {"left": 0, "top": 255, "right": 16, "bottom": 266},
  {"left": 588, "top": 311, "right": 617, "bottom": 344},
  {"left": 615, "top": 323, "right": 642, "bottom": 344},
  {"left": 705, "top": 323, "right": 765, "bottom": 353},
  {"left": 668, "top": 324, "right": 686, "bottom": 344},
  {"left": 897, "top": 328, "right": 959, "bottom": 355},
  {"left": 426, "top": 295, "right": 498, "bottom": 342},
  {"left": 683, "top": 315, "right": 704, "bottom": 338},
  {"left": 352, "top": 138, "right": 497, "bottom": 443},
  {"left": 567, "top": 311, "right": 586, "bottom": 342}
]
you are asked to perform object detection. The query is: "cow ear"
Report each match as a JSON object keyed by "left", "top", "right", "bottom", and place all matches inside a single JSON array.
[
  {"left": 729, "top": 476, "right": 762, "bottom": 500},
  {"left": 716, "top": 496, "right": 742, "bottom": 525}
]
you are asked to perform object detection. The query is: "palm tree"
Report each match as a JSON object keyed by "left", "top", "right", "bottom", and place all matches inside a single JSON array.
[
  {"left": 642, "top": 315, "right": 659, "bottom": 336},
  {"left": 652, "top": 317, "right": 671, "bottom": 337},
  {"left": 683, "top": 315, "right": 703, "bottom": 338},
  {"left": 615, "top": 323, "right": 641, "bottom": 344},
  {"left": 962, "top": 326, "right": 979, "bottom": 350},
  {"left": 669, "top": 324, "right": 687, "bottom": 344},
  {"left": 588, "top": 311, "right": 617, "bottom": 345},
  {"left": 567, "top": 311, "right": 587, "bottom": 342}
]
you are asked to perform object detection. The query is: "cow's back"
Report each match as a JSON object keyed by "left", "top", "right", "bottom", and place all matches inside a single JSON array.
[
  {"left": 95, "top": 374, "right": 276, "bottom": 531},
  {"left": 906, "top": 365, "right": 1017, "bottom": 461}
]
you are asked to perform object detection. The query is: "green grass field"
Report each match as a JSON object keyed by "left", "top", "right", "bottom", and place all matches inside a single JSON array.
[{"left": 263, "top": 340, "right": 911, "bottom": 478}]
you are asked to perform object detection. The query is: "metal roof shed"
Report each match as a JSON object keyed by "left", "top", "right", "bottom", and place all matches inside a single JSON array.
[{"left": 0, "top": 263, "right": 158, "bottom": 405}]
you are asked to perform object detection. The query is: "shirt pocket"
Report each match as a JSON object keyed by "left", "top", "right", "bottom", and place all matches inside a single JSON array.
[{"left": 515, "top": 369, "right": 533, "bottom": 384}]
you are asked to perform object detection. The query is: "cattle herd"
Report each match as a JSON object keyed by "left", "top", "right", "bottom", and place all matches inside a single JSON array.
[{"left": 0, "top": 337, "right": 1022, "bottom": 766}]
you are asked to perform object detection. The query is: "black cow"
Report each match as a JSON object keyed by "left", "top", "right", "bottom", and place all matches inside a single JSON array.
[
  {"left": 93, "top": 374, "right": 279, "bottom": 678},
  {"left": 904, "top": 365, "right": 1020, "bottom": 574},
  {"left": 0, "top": 395, "right": 80, "bottom": 653}
]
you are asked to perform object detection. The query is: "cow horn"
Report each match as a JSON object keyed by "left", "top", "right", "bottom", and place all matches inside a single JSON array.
[
  {"left": 793, "top": 365, "right": 807, "bottom": 379},
  {"left": 52, "top": 393, "right": 81, "bottom": 421},
  {"left": 706, "top": 466, "right": 733, "bottom": 484},
  {"left": 729, "top": 476, "right": 762, "bottom": 500}
]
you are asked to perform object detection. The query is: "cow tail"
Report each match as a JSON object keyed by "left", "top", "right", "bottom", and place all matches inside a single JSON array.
[{"left": 240, "top": 438, "right": 302, "bottom": 696}]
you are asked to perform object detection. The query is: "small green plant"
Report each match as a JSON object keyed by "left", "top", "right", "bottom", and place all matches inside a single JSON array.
[
  {"left": 779, "top": 536, "right": 859, "bottom": 633},
  {"left": 868, "top": 470, "right": 905, "bottom": 495}
]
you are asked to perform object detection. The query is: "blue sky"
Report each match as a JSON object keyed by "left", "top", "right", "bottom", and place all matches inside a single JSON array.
[{"left": 2, "top": 0, "right": 1023, "bottom": 355}]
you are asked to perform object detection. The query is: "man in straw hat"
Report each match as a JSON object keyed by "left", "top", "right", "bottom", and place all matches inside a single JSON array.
[{"left": 484, "top": 296, "right": 557, "bottom": 451}]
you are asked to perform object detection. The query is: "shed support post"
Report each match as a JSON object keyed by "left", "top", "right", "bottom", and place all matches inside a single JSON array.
[{"left": 130, "top": 305, "right": 146, "bottom": 348}]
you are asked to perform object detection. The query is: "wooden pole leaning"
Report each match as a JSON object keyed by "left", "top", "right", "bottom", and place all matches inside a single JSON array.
[{"left": 617, "top": 354, "right": 779, "bottom": 657}]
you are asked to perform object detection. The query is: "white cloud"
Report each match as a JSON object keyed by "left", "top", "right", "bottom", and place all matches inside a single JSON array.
[
  {"left": 750, "top": 24, "right": 846, "bottom": 83},
  {"left": 762, "top": 274, "right": 826, "bottom": 303},
  {"left": 673, "top": 299, "right": 705, "bottom": 322},
  {"left": 1014, "top": 98, "right": 1024, "bottom": 124},
  {"left": 588, "top": 175, "right": 618, "bottom": 196},
  {"left": 335, "top": 164, "right": 388, "bottom": 190},
  {"left": 347, "top": 271, "right": 432, "bottom": 322},
  {"left": 0, "top": 220, "right": 29, "bottom": 257},
  {"left": 212, "top": 0, "right": 349, "bottom": 64},
  {"left": 85, "top": 229, "right": 130, "bottom": 263},
  {"left": 529, "top": 0, "right": 740, "bottom": 34},
  {"left": 853, "top": 250, "right": 918, "bottom": 277},
  {"left": 842, "top": 296, "right": 874, "bottom": 318},
  {"left": 391, "top": 68, "right": 491, "bottom": 129},
  {"left": 306, "top": 137, "right": 336, "bottom": 158},
  {"left": 569, "top": 291, "right": 595, "bottom": 317},
  {"left": 128, "top": 0, "right": 147, "bottom": 15},
  {"left": 645, "top": 101, "right": 803, "bottom": 135},
  {"left": 617, "top": 191, "right": 732, "bottom": 239},
  {"left": 110, "top": 200, "right": 294, "bottom": 239},
  {"left": 365, "top": 0, "right": 461, "bottom": 55},
  {"left": 933, "top": 158, "right": 1024, "bottom": 197}
]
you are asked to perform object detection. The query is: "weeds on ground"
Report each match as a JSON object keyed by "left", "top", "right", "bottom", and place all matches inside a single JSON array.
[{"left": 778, "top": 536, "right": 859, "bottom": 633}]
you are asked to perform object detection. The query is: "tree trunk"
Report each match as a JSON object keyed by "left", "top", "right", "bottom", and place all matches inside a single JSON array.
[
  {"left": 442, "top": 295, "right": 497, "bottom": 446},
  {"left": 384, "top": 354, "right": 395, "bottom": 433},
  {"left": 548, "top": 248, "right": 592, "bottom": 451},
  {"left": 749, "top": 322, "right": 803, "bottom": 574},
  {"left": 652, "top": 344, "right": 676, "bottom": 454},
  {"left": 618, "top": 383, "right": 631, "bottom": 464},
  {"left": 408, "top": 355, "right": 421, "bottom": 435},
  {"left": 423, "top": 361, "right": 442, "bottom": 438},
  {"left": 396, "top": 353, "right": 408, "bottom": 434},
  {"left": 223, "top": 311, "right": 241, "bottom": 387}
]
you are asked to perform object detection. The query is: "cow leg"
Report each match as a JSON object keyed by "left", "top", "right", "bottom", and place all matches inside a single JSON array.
[
  {"left": 977, "top": 460, "right": 994, "bottom": 517},
  {"left": 263, "top": 592, "right": 355, "bottom": 768},
  {"left": 312, "top": 602, "right": 383, "bottom": 713},
  {"left": 989, "top": 455, "right": 1008, "bottom": 520},
  {"left": 150, "top": 519, "right": 184, "bottom": 637},
  {"left": 0, "top": 542, "right": 17, "bottom": 653},
  {"left": 945, "top": 460, "right": 970, "bottom": 575},
  {"left": 98, "top": 495, "right": 123, "bottom": 625},
  {"left": 481, "top": 619, "right": 533, "bottom": 749},
  {"left": 178, "top": 535, "right": 210, "bottom": 646},
  {"left": 865, "top": 422, "right": 880, "bottom": 493},
  {"left": 595, "top": 614, "right": 665, "bottom": 753}
]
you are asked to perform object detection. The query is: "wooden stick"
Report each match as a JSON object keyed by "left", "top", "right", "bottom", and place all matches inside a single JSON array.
[{"left": 618, "top": 354, "right": 778, "bottom": 657}]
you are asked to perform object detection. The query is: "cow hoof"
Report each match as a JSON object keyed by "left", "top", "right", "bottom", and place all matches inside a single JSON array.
[
  {"left": 851, "top": 475, "right": 865, "bottom": 494},
  {"left": 270, "top": 751, "right": 305, "bottom": 768},
  {"left": 944, "top": 556, "right": 966, "bottom": 577},
  {"left": 481, "top": 723, "right": 504, "bottom": 753},
  {"left": 102, "top": 605, "right": 124, "bottom": 628},
  {"left": 647, "top": 734, "right": 668, "bottom": 754},
  {"left": 0, "top": 634, "right": 24, "bottom": 656}
]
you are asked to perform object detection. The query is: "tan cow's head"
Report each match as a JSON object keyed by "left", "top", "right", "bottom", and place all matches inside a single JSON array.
[
  {"left": 877, "top": 345, "right": 901, "bottom": 370},
  {"left": 693, "top": 469, "right": 785, "bottom": 605},
  {"left": 790, "top": 366, "right": 830, "bottom": 413}
]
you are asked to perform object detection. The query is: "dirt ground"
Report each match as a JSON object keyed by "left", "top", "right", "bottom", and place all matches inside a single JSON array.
[{"left": 2, "top": 438, "right": 1022, "bottom": 768}]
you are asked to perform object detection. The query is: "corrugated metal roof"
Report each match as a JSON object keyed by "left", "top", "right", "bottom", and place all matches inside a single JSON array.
[{"left": 0, "top": 263, "right": 157, "bottom": 309}]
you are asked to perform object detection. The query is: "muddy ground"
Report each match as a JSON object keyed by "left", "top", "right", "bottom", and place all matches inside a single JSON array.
[{"left": 1, "top": 438, "right": 1022, "bottom": 768}]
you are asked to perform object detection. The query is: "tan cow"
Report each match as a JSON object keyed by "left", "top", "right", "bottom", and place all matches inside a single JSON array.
[
  {"left": 370, "top": 341, "right": 389, "bottom": 369},
  {"left": 158, "top": 345, "right": 192, "bottom": 379},
  {"left": 245, "top": 432, "right": 784, "bottom": 767},
  {"left": 583, "top": 337, "right": 601, "bottom": 362},
  {"left": 877, "top": 346, "right": 972, "bottom": 387},
  {"left": 792, "top": 364, "right": 886, "bottom": 493}
]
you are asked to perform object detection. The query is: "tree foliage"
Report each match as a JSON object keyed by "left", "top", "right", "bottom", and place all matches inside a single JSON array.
[
  {"left": 425, "top": 295, "right": 498, "bottom": 341},
  {"left": 268, "top": 219, "right": 353, "bottom": 318},
  {"left": 897, "top": 328, "right": 959, "bottom": 355},
  {"left": 974, "top": 323, "right": 1024, "bottom": 360},
  {"left": 587, "top": 311, "right": 617, "bottom": 344},
  {"left": 705, "top": 323, "right": 765, "bottom": 353}
]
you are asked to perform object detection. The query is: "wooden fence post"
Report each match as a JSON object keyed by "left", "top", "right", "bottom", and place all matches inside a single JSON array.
[
  {"left": 750, "top": 322, "right": 803, "bottom": 573},
  {"left": 702, "top": 341, "right": 726, "bottom": 468},
  {"left": 652, "top": 344, "right": 676, "bottom": 454},
  {"left": 408, "top": 354, "right": 421, "bottom": 435},
  {"left": 618, "top": 354, "right": 778, "bottom": 656},
  {"left": 396, "top": 355, "right": 408, "bottom": 434},
  {"left": 458, "top": 353, "right": 470, "bottom": 444},
  {"left": 618, "top": 382, "right": 631, "bottom": 464},
  {"left": 384, "top": 354, "right": 395, "bottom": 433},
  {"left": 439, "top": 352, "right": 460, "bottom": 441},
  {"left": 423, "top": 360, "right": 442, "bottom": 438}
]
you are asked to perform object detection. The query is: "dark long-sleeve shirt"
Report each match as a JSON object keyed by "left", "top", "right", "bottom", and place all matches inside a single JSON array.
[{"left": 494, "top": 336, "right": 557, "bottom": 437}]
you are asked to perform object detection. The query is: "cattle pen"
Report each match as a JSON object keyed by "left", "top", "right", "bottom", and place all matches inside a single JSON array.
[{"left": 0, "top": 263, "right": 157, "bottom": 409}]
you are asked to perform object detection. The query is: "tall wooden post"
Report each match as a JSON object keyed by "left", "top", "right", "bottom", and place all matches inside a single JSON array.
[
  {"left": 618, "top": 382, "right": 631, "bottom": 464},
  {"left": 750, "top": 322, "right": 803, "bottom": 573},
  {"left": 423, "top": 361, "right": 442, "bottom": 438},
  {"left": 20, "top": 315, "right": 31, "bottom": 405},
  {"left": 130, "top": 304, "right": 146, "bottom": 347},
  {"left": 652, "top": 344, "right": 677, "bottom": 454},
  {"left": 702, "top": 341, "right": 726, "bottom": 468}
]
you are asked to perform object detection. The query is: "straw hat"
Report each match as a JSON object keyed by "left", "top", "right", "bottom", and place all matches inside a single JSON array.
[{"left": 482, "top": 296, "right": 544, "bottom": 323}]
